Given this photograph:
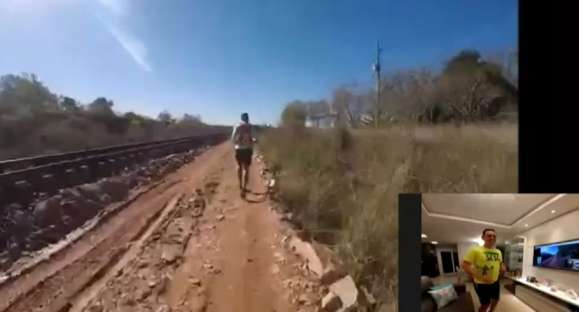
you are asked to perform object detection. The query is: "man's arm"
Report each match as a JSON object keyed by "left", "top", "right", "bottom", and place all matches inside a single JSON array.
[
  {"left": 230, "top": 126, "right": 238, "bottom": 143},
  {"left": 462, "top": 260, "right": 477, "bottom": 280},
  {"left": 500, "top": 262, "right": 507, "bottom": 277}
]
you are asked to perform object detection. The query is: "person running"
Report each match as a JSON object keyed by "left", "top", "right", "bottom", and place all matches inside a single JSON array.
[
  {"left": 231, "top": 112, "right": 255, "bottom": 198},
  {"left": 462, "top": 228, "right": 507, "bottom": 312}
]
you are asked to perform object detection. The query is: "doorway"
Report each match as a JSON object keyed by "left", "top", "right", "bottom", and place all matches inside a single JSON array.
[{"left": 438, "top": 247, "right": 460, "bottom": 274}]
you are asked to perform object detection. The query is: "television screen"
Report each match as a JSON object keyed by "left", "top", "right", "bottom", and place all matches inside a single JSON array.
[{"left": 533, "top": 239, "right": 579, "bottom": 271}]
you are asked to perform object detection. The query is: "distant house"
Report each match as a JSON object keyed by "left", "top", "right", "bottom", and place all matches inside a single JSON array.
[{"left": 305, "top": 113, "right": 338, "bottom": 128}]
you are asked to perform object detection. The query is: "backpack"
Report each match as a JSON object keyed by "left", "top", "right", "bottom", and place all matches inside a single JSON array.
[{"left": 236, "top": 122, "right": 252, "bottom": 146}]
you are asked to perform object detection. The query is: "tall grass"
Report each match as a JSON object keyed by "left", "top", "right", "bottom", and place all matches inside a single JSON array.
[{"left": 258, "top": 123, "right": 517, "bottom": 309}]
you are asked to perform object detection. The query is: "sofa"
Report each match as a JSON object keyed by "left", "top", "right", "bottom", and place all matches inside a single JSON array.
[{"left": 421, "top": 276, "right": 475, "bottom": 312}]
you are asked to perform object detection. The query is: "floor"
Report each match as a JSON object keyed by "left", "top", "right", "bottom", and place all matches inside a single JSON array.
[{"left": 433, "top": 274, "right": 535, "bottom": 312}]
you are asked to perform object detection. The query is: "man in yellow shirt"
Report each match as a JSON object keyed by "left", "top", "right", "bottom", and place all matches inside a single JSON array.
[{"left": 462, "top": 228, "right": 507, "bottom": 312}]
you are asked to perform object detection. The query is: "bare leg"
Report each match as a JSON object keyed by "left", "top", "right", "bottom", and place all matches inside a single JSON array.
[
  {"left": 244, "top": 163, "right": 250, "bottom": 191},
  {"left": 237, "top": 165, "right": 243, "bottom": 190},
  {"left": 479, "top": 304, "right": 490, "bottom": 312},
  {"left": 489, "top": 300, "right": 499, "bottom": 312}
]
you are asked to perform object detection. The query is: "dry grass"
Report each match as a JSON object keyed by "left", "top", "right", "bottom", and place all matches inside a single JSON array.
[{"left": 258, "top": 123, "right": 517, "bottom": 310}]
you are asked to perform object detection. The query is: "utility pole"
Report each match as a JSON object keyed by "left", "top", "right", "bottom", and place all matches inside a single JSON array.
[{"left": 373, "top": 41, "right": 382, "bottom": 128}]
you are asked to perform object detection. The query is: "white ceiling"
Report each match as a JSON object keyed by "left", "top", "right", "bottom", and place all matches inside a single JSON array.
[{"left": 421, "top": 194, "right": 579, "bottom": 246}]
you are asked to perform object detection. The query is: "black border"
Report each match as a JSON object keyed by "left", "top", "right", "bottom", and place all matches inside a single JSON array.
[
  {"left": 399, "top": 193, "right": 421, "bottom": 312},
  {"left": 519, "top": 1, "right": 576, "bottom": 192}
]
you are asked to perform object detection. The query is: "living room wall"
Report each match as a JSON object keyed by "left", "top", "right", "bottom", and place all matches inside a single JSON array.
[
  {"left": 458, "top": 242, "right": 479, "bottom": 266},
  {"left": 521, "top": 208, "right": 579, "bottom": 291}
]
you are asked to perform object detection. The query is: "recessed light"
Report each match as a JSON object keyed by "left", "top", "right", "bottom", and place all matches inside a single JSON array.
[
  {"left": 551, "top": 210, "right": 556, "bottom": 214},
  {"left": 524, "top": 224, "right": 529, "bottom": 227},
  {"left": 431, "top": 241, "right": 438, "bottom": 245},
  {"left": 422, "top": 234, "right": 428, "bottom": 238}
]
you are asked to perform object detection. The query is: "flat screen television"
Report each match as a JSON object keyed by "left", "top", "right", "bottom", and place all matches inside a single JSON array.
[{"left": 533, "top": 239, "right": 579, "bottom": 271}]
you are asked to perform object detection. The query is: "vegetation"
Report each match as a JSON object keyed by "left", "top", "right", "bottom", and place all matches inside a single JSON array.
[
  {"left": 290, "top": 49, "right": 517, "bottom": 127},
  {"left": 0, "top": 73, "right": 216, "bottom": 160},
  {"left": 259, "top": 49, "right": 518, "bottom": 310}
]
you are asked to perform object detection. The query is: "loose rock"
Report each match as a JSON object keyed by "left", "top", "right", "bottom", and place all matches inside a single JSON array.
[
  {"left": 321, "top": 292, "right": 343, "bottom": 312},
  {"left": 156, "top": 304, "right": 171, "bottom": 312},
  {"left": 329, "top": 275, "right": 358, "bottom": 309}
]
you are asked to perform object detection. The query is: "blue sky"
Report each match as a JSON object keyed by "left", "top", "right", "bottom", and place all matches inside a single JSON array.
[{"left": 0, "top": 0, "right": 517, "bottom": 125}]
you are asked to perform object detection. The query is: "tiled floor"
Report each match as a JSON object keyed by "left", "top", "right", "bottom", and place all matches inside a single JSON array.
[{"left": 432, "top": 274, "right": 535, "bottom": 312}]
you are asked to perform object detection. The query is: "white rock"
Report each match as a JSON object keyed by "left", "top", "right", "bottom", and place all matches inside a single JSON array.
[
  {"left": 288, "top": 236, "right": 323, "bottom": 277},
  {"left": 321, "top": 292, "right": 343, "bottom": 312},
  {"left": 329, "top": 275, "right": 358, "bottom": 309}
]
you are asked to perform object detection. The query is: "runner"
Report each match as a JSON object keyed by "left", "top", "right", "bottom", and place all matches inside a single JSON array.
[
  {"left": 462, "top": 228, "right": 507, "bottom": 312},
  {"left": 231, "top": 112, "right": 255, "bottom": 198}
]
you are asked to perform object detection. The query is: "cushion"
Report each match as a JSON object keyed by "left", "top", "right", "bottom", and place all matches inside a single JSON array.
[
  {"left": 421, "top": 276, "right": 434, "bottom": 293},
  {"left": 431, "top": 283, "right": 453, "bottom": 290},
  {"left": 428, "top": 284, "right": 459, "bottom": 309}
]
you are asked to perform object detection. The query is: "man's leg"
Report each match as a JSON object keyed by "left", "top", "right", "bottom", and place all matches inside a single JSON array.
[
  {"left": 245, "top": 149, "right": 253, "bottom": 190},
  {"left": 237, "top": 164, "right": 243, "bottom": 190},
  {"left": 475, "top": 283, "right": 491, "bottom": 312},
  {"left": 235, "top": 149, "right": 243, "bottom": 190},
  {"left": 489, "top": 299, "right": 498, "bottom": 312},
  {"left": 488, "top": 281, "right": 500, "bottom": 312},
  {"left": 244, "top": 163, "right": 250, "bottom": 190}
]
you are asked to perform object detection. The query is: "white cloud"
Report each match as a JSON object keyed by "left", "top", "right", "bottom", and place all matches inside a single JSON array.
[{"left": 96, "top": 0, "right": 152, "bottom": 72}]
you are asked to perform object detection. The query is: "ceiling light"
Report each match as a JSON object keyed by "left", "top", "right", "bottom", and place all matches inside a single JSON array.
[
  {"left": 421, "top": 234, "right": 428, "bottom": 238},
  {"left": 551, "top": 210, "right": 556, "bottom": 214},
  {"left": 505, "top": 241, "right": 510, "bottom": 244},
  {"left": 524, "top": 224, "right": 529, "bottom": 227},
  {"left": 431, "top": 241, "right": 438, "bottom": 245}
]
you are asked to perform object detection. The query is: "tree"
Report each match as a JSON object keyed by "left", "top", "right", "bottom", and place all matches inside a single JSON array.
[
  {"left": 443, "top": 50, "right": 482, "bottom": 77},
  {"left": 281, "top": 101, "right": 307, "bottom": 128},
  {"left": 59, "top": 96, "right": 80, "bottom": 113},
  {"left": 88, "top": 97, "right": 114, "bottom": 116},
  {"left": 124, "top": 111, "right": 147, "bottom": 126},
  {"left": 181, "top": 113, "right": 202, "bottom": 124},
  {"left": 0, "top": 73, "right": 59, "bottom": 115},
  {"left": 436, "top": 49, "right": 518, "bottom": 122},
  {"left": 158, "top": 110, "right": 174, "bottom": 125}
]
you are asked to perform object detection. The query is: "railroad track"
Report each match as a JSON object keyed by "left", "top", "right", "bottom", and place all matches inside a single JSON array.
[{"left": 0, "top": 131, "right": 229, "bottom": 207}]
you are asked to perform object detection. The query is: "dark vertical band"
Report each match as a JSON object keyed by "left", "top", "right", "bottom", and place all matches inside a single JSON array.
[{"left": 399, "top": 193, "right": 422, "bottom": 312}]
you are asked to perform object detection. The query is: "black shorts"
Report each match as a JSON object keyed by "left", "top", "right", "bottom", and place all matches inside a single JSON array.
[
  {"left": 235, "top": 148, "right": 253, "bottom": 166},
  {"left": 474, "top": 281, "right": 500, "bottom": 305}
]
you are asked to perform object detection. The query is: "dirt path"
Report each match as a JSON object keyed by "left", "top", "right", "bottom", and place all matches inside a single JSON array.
[{"left": 0, "top": 144, "right": 322, "bottom": 312}]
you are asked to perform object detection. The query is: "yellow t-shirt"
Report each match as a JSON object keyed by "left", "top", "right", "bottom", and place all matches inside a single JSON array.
[{"left": 464, "top": 246, "right": 502, "bottom": 284}]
